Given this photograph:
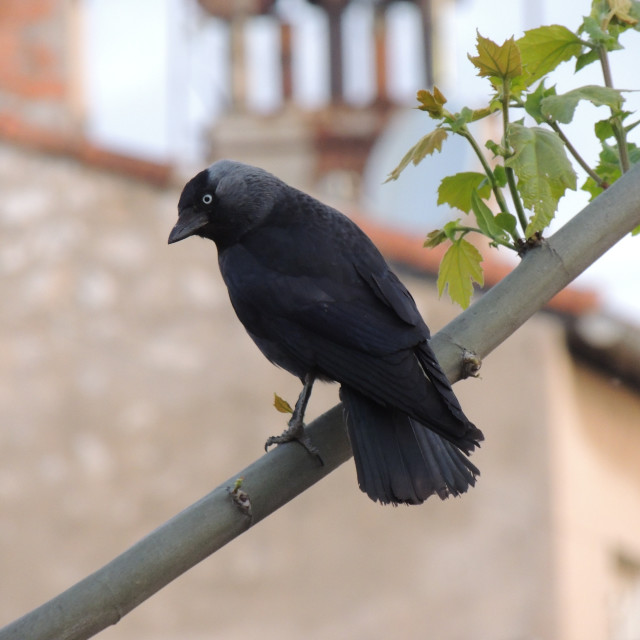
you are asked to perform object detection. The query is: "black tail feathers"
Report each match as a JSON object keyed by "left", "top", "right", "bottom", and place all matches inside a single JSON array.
[{"left": 340, "top": 386, "right": 480, "bottom": 506}]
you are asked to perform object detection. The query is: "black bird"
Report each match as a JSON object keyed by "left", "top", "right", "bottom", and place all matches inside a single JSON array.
[{"left": 168, "top": 160, "right": 483, "bottom": 505}]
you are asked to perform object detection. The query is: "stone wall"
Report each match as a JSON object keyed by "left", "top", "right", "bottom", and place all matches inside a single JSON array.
[{"left": 0, "top": 141, "right": 564, "bottom": 639}]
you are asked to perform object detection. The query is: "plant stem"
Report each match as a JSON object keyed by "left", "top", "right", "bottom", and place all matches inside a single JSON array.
[
  {"left": 501, "top": 80, "right": 529, "bottom": 235},
  {"left": 547, "top": 120, "right": 606, "bottom": 187},
  {"left": 598, "top": 44, "right": 630, "bottom": 172},
  {"left": 459, "top": 128, "right": 516, "bottom": 228},
  {"left": 506, "top": 167, "right": 529, "bottom": 233},
  {"left": 457, "top": 225, "right": 516, "bottom": 250},
  {"left": 599, "top": 43, "right": 614, "bottom": 87},
  {"left": 455, "top": 126, "right": 522, "bottom": 247}
]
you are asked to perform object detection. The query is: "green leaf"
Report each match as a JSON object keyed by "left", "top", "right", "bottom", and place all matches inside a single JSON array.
[
  {"left": 523, "top": 81, "right": 557, "bottom": 123},
  {"left": 448, "top": 107, "right": 474, "bottom": 133},
  {"left": 582, "top": 140, "right": 640, "bottom": 199},
  {"left": 495, "top": 212, "right": 518, "bottom": 237},
  {"left": 470, "top": 190, "right": 507, "bottom": 241},
  {"left": 442, "top": 219, "right": 461, "bottom": 241},
  {"left": 600, "top": 140, "right": 623, "bottom": 165},
  {"left": 424, "top": 229, "right": 448, "bottom": 249},
  {"left": 575, "top": 48, "right": 601, "bottom": 72},
  {"left": 385, "top": 128, "right": 448, "bottom": 182},
  {"left": 469, "top": 106, "right": 496, "bottom": 121},
  {"left": 446, "top": 105, "right": 498, "bottom": 133},
  {"left": 581, "top": 175, "right": 606, "bottom": 200},
  {"left": 579, "top": 15, "right": 622, "bottom": 49},
  {"left": 624, "top": 141, "right": 640, "bottom": 163},
  {"left": 416, "top": 86, "right": 447, "bottom": 117},
  {"left": 632, "top": 224, "right": 640, "bottom": 236},
  {"left": 506, "top": 74, "right": 529, "bottom": 101},
  {"left": 437, "top": 239, "right": 484, "bottom": 309},
  {"left": 595, "top": 118, "right": 616, "bottom": 141},
  {"left": 593, "top": 112, "right": 634, "bottom": 142},
  {"left": 468, "top": 32, "right": 522, "bottom": 80},
  {"left": 485, "top": 139, "right": 507, "bottom": 157},
  {"left": 273, "top": 393, "right": 293, "bottom": 414},
  {"left": 580, "top": 15, "right": 613, "bottom": 43},
  {"left": 517, "top": 25, "right": 583, "bottom": 84},
  {"left": 505, "top": 124, "right": 577, "bottom": 236},
  {"left": 582, "top": 141, "right": 621, "bottom": 199},
  {"left": 541, "top": 85, "right": 624, "bottom": 123},
  {"left": 625, "top": 117, "right": 640, "bottom": 133},
  {"left": 438, "top": 172, "right": 492, "bottom": 213},
  {"left": 492, "top": 165, "right": 508, "bottom": 188}
]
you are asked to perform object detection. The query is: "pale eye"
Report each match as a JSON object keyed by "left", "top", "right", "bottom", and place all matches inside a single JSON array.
[{"left": 202, "top": 194, "right": 213, "bottom": 205}]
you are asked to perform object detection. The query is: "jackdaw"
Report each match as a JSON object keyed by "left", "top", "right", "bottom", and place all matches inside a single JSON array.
[{"left": 168, "top": 160, "right": 483, "bottom": 505}]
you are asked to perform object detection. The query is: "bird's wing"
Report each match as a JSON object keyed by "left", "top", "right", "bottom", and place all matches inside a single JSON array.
[
  {"left": 220, "top": 236, "right": 428, "bottom": 395},
  {"left": 219, "top": 232, "right": 426, "bottom": 358},
  {"left": 358, "top": 265, "right": 426, "bottom": 330},
  {"left": 220, "top": 230, "right": 479, "bottom": 447}
]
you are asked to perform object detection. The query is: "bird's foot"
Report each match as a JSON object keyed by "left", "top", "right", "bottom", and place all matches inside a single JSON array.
[{"left": 264, "top": 421, "right": 323, "bottom": 464}]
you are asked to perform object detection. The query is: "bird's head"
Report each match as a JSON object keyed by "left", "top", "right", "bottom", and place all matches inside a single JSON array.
[{"left": 168, "top": 160, "right": 279, "bottom": 247}]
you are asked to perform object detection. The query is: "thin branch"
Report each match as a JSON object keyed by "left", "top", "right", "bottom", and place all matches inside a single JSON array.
[
  {"left": 457, "top": 127, "right": 522, "bottom": 242},
  {"left": 2, "top": 163, "right": 640, "bottom": 640},
  {"left": 598, "top": 45, "right": 631, "bottom": 173},
  {"left": 456, "top": 225, "right": 516, "bottom": 250},
  {"left": 548, "top": 120, "right": 605, "bottom": 187},
  {"left": 505, "top": 166, "right": 529, "bottom": 233},
  {"left": 501, "top": 80, "right": 529, "bottom": 235}
]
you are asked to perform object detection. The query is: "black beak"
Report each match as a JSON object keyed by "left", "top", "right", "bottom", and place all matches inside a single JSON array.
[{"left": 168, "top": 210, "right": 209, "bottom": 244}]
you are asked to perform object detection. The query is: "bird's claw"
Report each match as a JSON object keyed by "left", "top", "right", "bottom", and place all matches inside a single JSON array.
[{"left": 264, "top": 426, "right": 324, "bottom": 465}]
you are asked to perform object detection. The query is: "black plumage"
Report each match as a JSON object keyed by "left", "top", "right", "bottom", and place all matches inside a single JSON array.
[{"left": 169, "top": 160, "right": 483, "bottom": 505}]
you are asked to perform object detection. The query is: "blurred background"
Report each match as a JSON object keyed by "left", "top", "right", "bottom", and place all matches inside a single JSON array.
[{"left": 1, "top": 1, "right": 640, "bottom": 638}]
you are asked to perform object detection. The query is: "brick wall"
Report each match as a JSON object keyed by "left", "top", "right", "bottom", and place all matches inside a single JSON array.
[
  {"left": 0, "top": 0, "right": 171, "bottom": 185},
  {"left": 0, "top": 0, "right": 74, "bottom": 138}
]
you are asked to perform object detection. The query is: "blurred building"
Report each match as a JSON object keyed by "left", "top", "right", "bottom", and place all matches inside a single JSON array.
[{"left": 1, "top": 2, "right": 640, "bottom": 640}]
